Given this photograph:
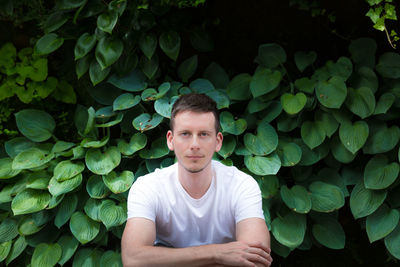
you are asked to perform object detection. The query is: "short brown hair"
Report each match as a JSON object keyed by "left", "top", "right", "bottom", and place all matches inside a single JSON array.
[{"left": 170, "top": 93, "right": 220, "bottom": 133}]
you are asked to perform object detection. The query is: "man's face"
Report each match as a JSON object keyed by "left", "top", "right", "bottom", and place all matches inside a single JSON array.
[{"left": 166, "top": 111, "right": 223, "bottom": 173}]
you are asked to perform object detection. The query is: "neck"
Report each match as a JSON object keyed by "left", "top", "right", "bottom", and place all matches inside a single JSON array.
[{"left": 178, "top": 161, "right": 213, "bottom": 199}]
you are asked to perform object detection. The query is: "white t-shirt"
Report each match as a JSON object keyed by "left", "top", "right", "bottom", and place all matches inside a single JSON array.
[{"left": 127, "top": 160, "right": 264, "bottom": 248}]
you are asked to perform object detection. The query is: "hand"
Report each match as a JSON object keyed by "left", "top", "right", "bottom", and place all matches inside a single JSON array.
[{"left": 213, "top": 241, "right": 272, "bottom": 267}]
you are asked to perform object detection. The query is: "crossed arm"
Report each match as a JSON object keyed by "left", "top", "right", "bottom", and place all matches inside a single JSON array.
[{"left": 121, "top": 217, "right": 272, "bottom": 267}]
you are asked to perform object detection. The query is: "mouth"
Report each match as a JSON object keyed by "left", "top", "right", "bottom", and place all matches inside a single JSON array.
[{"left": 186, "top": 155, "right": 204, "bottom": 159}]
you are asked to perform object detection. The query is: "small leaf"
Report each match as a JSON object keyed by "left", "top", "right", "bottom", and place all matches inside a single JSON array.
[
  {"left": 217, "top": 135, "right": 236, "bottom": 159},
  {"left": 113, "top": 93, "right": 141, "bottom": 111},
  {"left": 99, "top": 199, "right": 126, "bottom": 229},
  {"left": 95, "top": 37, "right": 123, "bottom": 70},
  {"left": 364, "top": 155, "right": 399, "bottom": 190},
  {"left": 48, "top": 174, "right": 83, "bottom": 197},
  {"left": 86, "top": 175, "right": 110, "bottom": 199},
  {"left": 295, "top": 51, "right": 317, "bottom": 72},
  {"left": 139, "top": 137, "right": 169, "bottom": 159},
  {"left": 271, "top": 212, "right": 306, "bottom": 249},
  {"left": 281, "top": 92, "right": 307, "bottom": 115},
  {"left": 300, "top": 121, "right": 326, "bottom": 149},
  {"left": 255, "top": 43, "right": 287, "bottom": 68},
  {"left": 220, "top": 111, "right": 247, "bottom": 135},
  {"left": 74, "top": 33, "right": 96, "bottom": 60},
  {"left": 244, "top": 121, "right": 278, "bottom": 156},
  {"left": 315, "top": 76, "right": 347, "bottom": 108},
  {"left": 276, "top": 140, "right": 302, "bottom": 167},
  {"left": 376, "top": 52, "right": 400, "bottom": 78},
  {"left": 226, "top": 73, "right": 252, "bottom": 100},
  {"left": 309, "top": 181, "right": 344, "bottom": 212},
  {"left": 345, "top": 87, "right": 376, "bottom": 119},
  {"left": 384, "top": 223, "right": 400, "bottom": 260},
  {"left": 312, "top": 217, "right": 345, "bottom": 249},
  {"left": 0, "top": 218, "right": 18, "bottom": 243},
  {"left": 89, "top": 59, "right": 110, "bottom": 86},
  {"left": 54, "top": 194, "right": 78, "bottom": 228},
  {"left": 139, "top": 33, "right": 157, "bottom": 59},
  {"left": 97, "top": 11, "right": 118, "bottom": 34},
  {"left": 244, "top": 154, "right": 281, "bottom": 176},
  {"left": 34, "top": 33, "right": 64, "bottom": 55},
  {"left": 6, "top": 236, "right": 27, "bottom": 265},
  {"left": 250, "top": 68, "right": 281, "bottom": 98},
  {"left": 53, "top": 160, "right": 85, "bottom": 181},
  {"left": 280, "top": 185, "right": 311, "bottom": 214},
  {"left": 15, "top": 109, "right": 55, "bottom": 142},
  {"left": 374, "top": 92, "right": 395, "bottom": 115},
  {"left": 339, "top": 120, "right": 369, "bottom": 154},
  {"left": 57, "top": 235, "right": 79, "bottom": 265},
  {"left": 133, "top": 113, "right": 163, "bottom": 132},
  {"left": 159, "top": 30, "right": 181, "bottom": 61},
  {"left": 178, "top": 55, "right": 198, "bottom": 82}
]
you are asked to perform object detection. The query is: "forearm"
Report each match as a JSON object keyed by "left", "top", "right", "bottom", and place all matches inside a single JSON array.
[{"left": 122, "top": 244, "right": 219, "bottom": 267}]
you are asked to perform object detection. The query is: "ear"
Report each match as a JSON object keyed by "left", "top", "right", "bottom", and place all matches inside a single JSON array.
[
  {"left": 166, "top": 130, "right": 174, "bottom": 151},
  {"left": 215, "top": 132, "right": 223, "bottom": 153}
]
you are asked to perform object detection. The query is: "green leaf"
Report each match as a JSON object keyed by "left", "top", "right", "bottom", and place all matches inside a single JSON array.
[
  {"left": 89, "top": 59, "right": 110, "bottom": 86},
  {"left": 70, "top": 211, "right": 100, "bottom": 244},
  {"left": 100, "top": 250, "right": 122, "bottom": 267},
  {"left": 259, "top": 101, "right": 282, "bottom": 123},
  {"left": 85, "top": 147, "right": 121, "bottom": 175},
  {"left": 206, "top": 90, "right": 230, "bottom": 109},
  {"left": 350, "top": 181, "right": 387, "bottom": 219},
  {"left": 367, "top": 204, "right": 400, "bottom": 243},
  {"left": 133, "top": 113, "right": 163, "bottom": 132},
  {"left": 250, "top": 68, "right": 281, "bottom": 98},
  {"left": 281, "top": 92, "right": 307, "bottom": 115},
  {"left": 294, "top": 51, "right": 317, "bottom": 72},
  {"left": 139, "top": 137, "right": 169, "bottom": 159},
  {"left": 363, "top": 123, "right": 400, "bottom": 154},
  {"left": 330, "top": 136, "right": 357, "bottom": 163},
  {"left": 384, "top": 223, "right": 400, "bottom": 260},
  {"left": 57, "top": 0, "right": 86, "bottom": 9},
  {"left": 11, "top": 189, "right": 51, "bottom": 215},
  {"left": 6, "top": 236, "right": 27, "bottom": 265},
  {"left": 276, "top": 140, "right": 302, "bottom": 167},
  {"left": 57, "top": 235, "right": 79, "bottom": 265},
  {"left": 339, "top": 120, "right": 369, "bottom": 154},
  {"left": 374, "top": 92, "right": 395, "bottom": 115},
  {"left": 300, "top": 121, "right": 326, "bottom": 150},
  {"left": 74, "top": 33, "right": 96, "bottom": 60},
  {"left": 348, "top": 38, "right": 377, "bottom": 68},
  {"left": 107, "top": 69, "right": 147, "bottom": 92},
  {"left": 327, "top": 57, "right": 353, "bottom": 81},
  {"left": 43, "top": 11, "right": 68, "bottom": 33},
  {"left": 226, "top": 73, "right": 252, "bottom": 100},
  {"left": 217, "top": 135, "right": 236, "bottom": 159},
  {"left": 139, "top": 33, "right": 157, "bottom": 60},
  {"left": 271, "top": 212, "right": 306, "bottom": 249},
  {"left": 244, "top": 154, "right": 281, "bottom": 176},
  {"left": 154, "top": 96, "right": 178, "bottom": 119},
  {"left": 84, "top": 198, "right": 102, "bottom": 222},
  {"left": 99, "top": 199, "right": 126, "bottom": 229},
  {"left": 96, "top": 112, "right": 124, "bottom": 127},
  {"left": 73, "top": 248, "right": 102, "bottom": 267},
  {"left": 81, "top": 134, "right": 110, "bottom": 148},
  {"left": 140, "top": 54, "right": 158, "bottom": 79},
  {"left": 48, "top": 174, "right": 83, "bottom": 197},
  {"left": 178, "top": 55, "right": 198, "bottom": 82},
  {"left": 376, "top": 52, "right": 400, "bottom": 78},
  {"left": 12, "top": 147, "right": 54, "bottom": 170},
  {"left": 15, "top": 109, "right": 55, "bottom": 142},
  {"left": 315, "top": 112, "right": 338, "bottom": 138},
  {"left": 0, "top": 240, "right": 12, "bottom": 262},
  {"left": 95, "top": 37, "right": 123, "bottom": 70},
  {"left": 113, "top": 93, "right": 141, "bottom": 111},
  {"left": 97, "top": 11, "right": 118, "bottom": 33},
  {"left": 247, "top": 98, "right": 269, "bottom": 114},
  {"left": 31, "top": 243, "right": 62, "bottom": 267},
  {"left": 189, "top": 78, "right": 215, "bottom": 93},
  {"left": 364, "top": 155, "right": 399, "bottom": 190},
  {"left": 345, "top": 87, "right": 376, "bottom": 118},
  {"left": 203, "top": 62, "right": 229, "bottom": 89},
  {"left": 18, "top": 216, "right": 43, "bottom": 236},
  {"left": 76, "top": 54, "right": 91, "bottom": 79},
  {"left": 315, "top": 76, "right": 347, "bottom": 108},
  {"left": 87, "top": 175, "right": 110, "bottom": 199},
  {"left": 159, "top": 30, "right": 181, "bottom": 61},
  {"left": 349, "top": 66, "right": 378, "bottom": 94},
  {"left": 53, "top": 160, "right": 85, "bottom": 182},
  {"left": 0, "top": 218, "right": 18, "bottom": 242},
  {"left": 55, "top": 194, "right": 78, "bottom": 228},
  {"left": 5, "top": 137, "right": 35, "bottom": 158},
  {"left": 34, "top": 33, "right": 64, "bottom": 55},
  {"left": 117, "top": 133, "right": 147, "bottom": 156},
  {"left": 220, "top": 111, "right": 247, "bottom": 135},
  {"left": 296, "top": 139, "right": 329, "bottom": 166},
  {"left": 255, "top": 43, "right": 287, "bottom": 68},
  {"left": 257, "top": 176, "right": 279, "bottom": 199},
  {"left": 102, "top": 171, "right": 135, "bottom": 194},
  {"left": 0, "top": 157, "right": 21, "bottom": 179},
  {"left": 244, "top": 121, "right": 278, "bottom": 156},
  {"left": 280, "top": 185, "right": 311, "bottom": 214},
  {"left": 295, "top": 77, "right": 315, "bottom": 94},
  {"left": 312, "top": 217, "right": 345, "bottom": 249},
  {"left": 309, "top": 181, "right": 345, "bottom": 212}
]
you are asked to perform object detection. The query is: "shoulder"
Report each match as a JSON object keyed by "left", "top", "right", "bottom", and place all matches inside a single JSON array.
[
  {"left": 212, "top": 160, "right": 258, "bottom": 188},
  {"left": 131, "top": 163, "right": 178, "bottom": 190}
]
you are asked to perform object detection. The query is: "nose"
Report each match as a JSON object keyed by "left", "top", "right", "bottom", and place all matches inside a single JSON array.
[{"left": 190, "top": 136, "right": 200, "bottom": 150}]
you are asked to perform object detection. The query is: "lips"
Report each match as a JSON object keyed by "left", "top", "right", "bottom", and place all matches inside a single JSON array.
[{"left": 186, "top": 155, "right": 204, "bottom": 159}]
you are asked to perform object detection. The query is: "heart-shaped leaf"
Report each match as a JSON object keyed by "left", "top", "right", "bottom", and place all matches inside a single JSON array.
[
  {"left": 5, "top": 137, "right": 35, "bottom": 158},
  {"left": 74, "top": 33, "right": 96, "bottom": 60},
  {"left": 57, "top": 235, "right": 79, "bottom": 265},
  {"left": 367, "top": 204, "right": 400, "bottom": 243},
  {"left": 89, "top": 59, "right": 110, "bottom": 86},
  {"left": 350, "top": 181, "right": 387, "bottom": 219},
  {"left": 226, "top": 73, "right": 252, "bottom": 100},
  {"left": 102, "top": 171, "right": 135, "bottom": 194},
  {"left": 86, "top": 175, "right": 110, "bottom": 199},
  {"left": 99, "top": 199, "right": 126, "bottom": 229},
  {"left": 139, "top": 137, "right": 169, "bottom": 159},
  {"left": 217, "top": 135, "right": 236, "bottom": 159},
  {"left": 364, "top": 155, "right": 399, "bottom": 190},
  {"left": 97, "top": 11, "right": 118, "bottom": 33},
  {"left": 76, "top": 54, "right": 91, "bottom": 79},
  {"left": 0, "top": 158, "right": 21, "bottom": 179},
  {"left": 374, "top": 93, "right": 395, "bottom": 115},
  {"left": 6, "top": 235, "right": 27, "bottom": 265},
  {"left": 69, "top": 211, "right": 100, "bottom": 244},
  {"left": 294, "top": 51, "right": 317, "bottom": 72},
  {"left": 255, "top": 43, "right": 287, "bottom": 68},
  {"left": 363, "top": 122, "right": 400, "bottom": 154},
  {"left": 301, "top": 121, "right": 326, "bottom": 150},
  {"left": 53, "top": 160, "right": 85, "bottom": 182},
  {"left": 315, "top": 112, "right": 338, "bottom": 138},
  {"left": 85, "top": 147, "right": 121, "bottom": 175},
  {"left": 159, "top": 30, "right": 181, "bottom": 61},
  {"left": 312, "top": 217, "right": 345, "bottom": 249},
  {"left": 48, "top": 174, "right": 83, "bottom": 197},
  {"left": 327, "top": 57, "right": 353, "bottom": 81},
  {"left": 345, "top": 87, "right": 376, "bottom": 118},
  {"left": 203, "top": 62, "right": 229, "bottom": 89},
  {"left": 139, "top": 33, "right": 157, "bottom": 60},
  {"left": 276, "top": 140, "right": 302, "bottom": 167},
  {"left": 132, "top": 113, "right": 163, "bottom": 132},
  {"left": 107, "top": 69, "right": 147, "bottom": 92},
  {"left": 244, "top": 154, "right": 281, "bottom": 176},
  {"left": 15, "top": 109, "right": 55, "bottom": 142},
  {"left": 220, "top": 111, "right": 247, "bottom": 135},
  {"left": 280, "top": 185, "right": 311, "bottom": 213},
  {"left": 12, "top": 148, "right": 54, "bottom": 170},
  {"left": 113, "top": 93, "right": 141, "bottom": 111},
  {"left": 154, "top": 96, "right": 178, "bottom": 118},
  {"left": 244, "top": 121, "right": 278, "bottom": 156},
  {"left": 271, "top": 212, "right": 306, "bottom": 249},
  {"left": 281, "top": 92, "right": 307, "bottom": 115},
  {"left": 178, "top": 55, "right": 198, "bottom": 83},
  {"left": 54, "top": 194, "right": 78, "bottom": 228},
  {"left": 339, "top": 120, "right": 369, "bottom": 154},
  {"left": 100, "top": 250, "right": 123, "bottom": 267},
  {"left": 34, "top": 33, "right": 64, "bottom": 55},
  {"left": 140, "top": 54, "right": 158, "bottom": 79},
  {"left": 309, "top": 181, "right": 345, "bottom": 212},
  {"left": 330, "top": 136, "right": 357, "bottom": 164},
  {"left": 295, "top": 77, "right": 315, "bottom": 94},
  {"left": 316, "top": 76, "right": 347, "bottom": 108},
  {"left": 250, "top": 68, "right": 282, "bottom": 98},
  {"left": 376, "top": 52, "right": 400, "bottom": 79},
  {"left": 95, "top": 37, "right": 123, "bottom": 70},
  {"left": 117, "top": 133, "right": 147, "bottom": 156}
]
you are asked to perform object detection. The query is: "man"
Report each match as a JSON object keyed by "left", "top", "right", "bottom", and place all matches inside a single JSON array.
[{"left": 121, "top": 93, "right": 272, "bottom": 267}]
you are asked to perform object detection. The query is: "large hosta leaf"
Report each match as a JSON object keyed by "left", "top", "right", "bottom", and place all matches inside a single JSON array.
[
  {"left": 271, "top": 212, "right": 306, "bottom": 249},
  {"left": 100, "top": 250, "right": 123, "bottom": 267},
  {"left": 107, "top": 69, "right": 147, "bottom": 92},
  {"left": 154, "top": 96, "right": 178, "bottom": 118},
  {"left": 117, "top": 133, "right": 147, "bottom": 156},
  {"left": 0, "top": 218, "right": 18, "bottom": 243},
  {"left": 312, "top": 217, "right": 345, "bottom": 249},
  {"left": 34, "top": 33, "right": 64, "bottom": 55},
  {"left": 113, "top": 93, "right": 141, "bottom": 111},
  {"left": 48, "top": 174, "right": 83, "bottom": 197},
  {"left": 276, "top": 140, "right": 302, "bottom": 167},
  {"left": 57, "top": 235, "right": 79, "bottom": 265},
  {"left": 5, "top": 137, "right": 35, "bottom": 158},
  {"left": 55, "top": 194, "right": 78, "bottom": 228},
  {"left": 367, "top": 204, "right": 400, "bottom": 243},
  {"left": 0, "top": 158, "right": 21, "bottom": 179},
  {"left": 309, "top": 181, "right": 344, "bottom": 212},
  {"left": 86, "top": 175, "right": 110, "bottom": 199},
  {"left": 69, "top": 211, "right": 100, "bottom": 244},
  {"left": 345, "top": 87, "right": 376, "bottom": 119},
  {"left": 350, "top": 181, "right": 387, "bottom": 219},
  {"left": 363, "top": 123, "right": 400, "bottom": 154},
  {"left": 384, "top": 223, "right": 400, "bottom": 260},
  {"left": 74, "top": 33, "right": 96, "bottom": 60},
  {"left": 73, "top": 248, "right": 102, "bottom": 267},
  {"left": 0, "top": 240, "right": 12, "bottom": 262},
  {"left": 18, "top": 216, "right": 43, "bottom": 236},
  {"left": 103, "top": 171, "right": 135, "bottom": 194},
  {"left": 301, "top": 121, "right": 326, "bottom": 149},
  {"left": 364, "top": 155, "right": 399, "bottom": 190},
  {"left": 280, "top": 185, "right": 311, "bottom": 214},
  {"left": 53, "top": 160, "right": 85, "bottom": 181},
  {"left": 15, "top": 109, "right": 55, "bottom": 142},
  {"left": 244, "top": 154, "right": 281, "bottom": 176},
  {"left": 244, "top": 121, "right": 278, "bottom": 156},
  {"left": 85, "top": 147, "right": 121, "bottom": 175},
  {"left": 139, "top": 33, "right": 157, "bottom": 60},
  {"left": 257, "top": 176, "right": 279, "bottom": 199},
  {"left": 99, "top": 199, "right": 126, "bottom": 229},
  {"left": 6, "top": 235, "right": 27, "bottom": 265},
  {"left": 217, "top": 135, "right": 236, "bottom": 159},
  {"left": 31, "top": 243, "right": 62, "bottom": 267},
  {"left": 315, "top": 76, "right": 347, "bottom": 108},
  {"left": 97, "top": 11, "right": 118, "bottom": 34},
  {"left": 339, "top": 120, "right": 369, "bottom": 154},
  {"left": 12, "top": 147, "right": 54, "bottom": 170},
  {"left": 11, "top": 189, "right": 51, "bottom": 215}
]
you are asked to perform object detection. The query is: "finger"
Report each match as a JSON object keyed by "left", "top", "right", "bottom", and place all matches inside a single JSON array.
[
  {"left": 247, "top": 247, "right": 270, "bottom": 260},
  {"left": 247, "top": 241, "right": 270, "bottom": 253},
  {"left": 246, "top": 253, "right": 271, "bottom": 266}
]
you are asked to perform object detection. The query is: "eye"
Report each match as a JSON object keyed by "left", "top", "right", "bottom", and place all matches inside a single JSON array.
[
  {"left": 200, "top": 132, "right": 209, "bottom": 137},
  {"left": 181, "top": 132, "right": 189, "bottom": 136}
]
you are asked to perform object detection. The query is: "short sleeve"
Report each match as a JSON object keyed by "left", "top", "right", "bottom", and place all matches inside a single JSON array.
[
  {"left": 233, "top": 175, "right": 264, "bottom": 223},
  {"left": 127, "top": 176, "right": 157, "bottom": 221}
]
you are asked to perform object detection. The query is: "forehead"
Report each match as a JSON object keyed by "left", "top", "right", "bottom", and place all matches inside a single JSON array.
[{"left": 172, "top": 111, "right": 216, "bottom": 131}]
